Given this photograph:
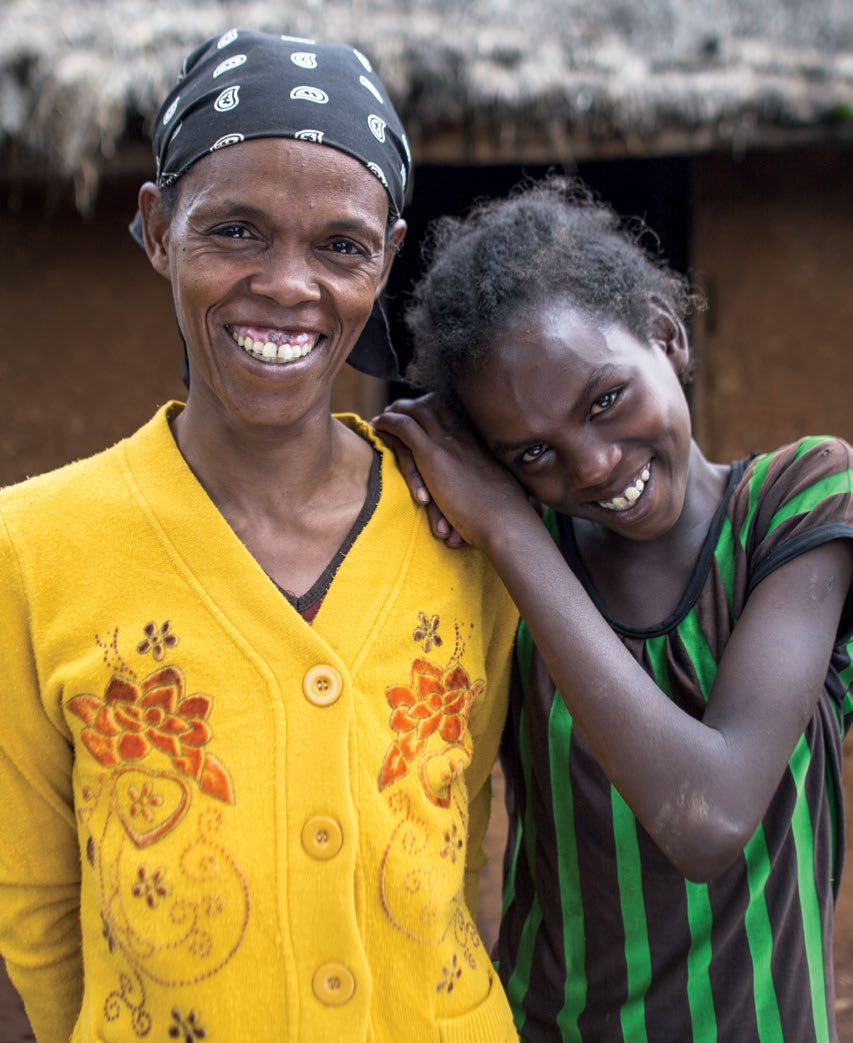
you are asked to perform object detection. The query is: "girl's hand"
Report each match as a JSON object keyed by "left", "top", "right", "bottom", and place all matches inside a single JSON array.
[
  {"left": 374, "top": 394, "right": 533, "bottom": 550},
  {"left": 372, "top": 419, "right": 465, "bottom": 546}
]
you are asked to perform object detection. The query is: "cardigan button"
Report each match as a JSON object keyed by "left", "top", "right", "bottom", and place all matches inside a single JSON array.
[
  {"left": 302, "top": 816, "right": 343, "bottom": 860},
  {"left": 312, "top": 962, "right": 355, "bottom": 1006},
  {"left": 302, "top": 664, "right": 343, "bottom": 707}
]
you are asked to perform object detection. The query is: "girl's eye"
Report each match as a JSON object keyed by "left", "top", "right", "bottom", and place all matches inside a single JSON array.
[
  {"left": 589, "top": 389, "right": 620, "bottom": 417},
  {"left": 520, "top": 444, "right": 548, "bottom": 465}
]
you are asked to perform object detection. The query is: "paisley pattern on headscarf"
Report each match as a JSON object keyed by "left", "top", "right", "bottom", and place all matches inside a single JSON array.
[
  {"left": 152, "top": 28, "right": 411, "bottom": 217},
  {"left": 131, "top": 28, "right": 413, "bottom": 380}
]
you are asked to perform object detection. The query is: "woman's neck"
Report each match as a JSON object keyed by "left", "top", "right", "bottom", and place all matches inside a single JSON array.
[
  {"left": 170, "top": 398, "right": 376, "bottom": 597},
  {"left": 171, "top": 397, "right": 367, "bottom": 521}
]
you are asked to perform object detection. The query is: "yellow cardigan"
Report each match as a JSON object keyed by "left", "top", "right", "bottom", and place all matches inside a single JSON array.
[{"left": 0, "top": 403, "right": 518, "bottom": 1043}]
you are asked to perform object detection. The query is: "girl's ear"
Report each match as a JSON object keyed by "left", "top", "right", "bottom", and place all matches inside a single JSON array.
[
  {"left": 137, "top": 182, "right": 172, "bottom": 280},
  {"left": 649, "top": 296, "right": 690, "bottom": 378}
]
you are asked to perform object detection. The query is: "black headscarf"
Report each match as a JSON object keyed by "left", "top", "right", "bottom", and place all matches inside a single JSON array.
[{"left": 130, "top": 28, "right": 413, "bottom": 380}]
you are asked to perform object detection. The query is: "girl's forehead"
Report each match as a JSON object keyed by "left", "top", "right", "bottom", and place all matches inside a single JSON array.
[{"left": 487, "top": 303, "right": 626, "bottom": 370}]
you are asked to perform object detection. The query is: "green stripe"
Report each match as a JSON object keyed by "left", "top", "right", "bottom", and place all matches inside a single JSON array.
[
  {"left": 790, "top": 733, "right": 832, "bottom": 1043},
  {"left": 740, "top": 452, "right": 772, "bottom": 550},
  {"left": 648, "top": 629, "right": 718, "bottom": 1038},
  {"left": 550, "top": 697, "right": 586, "bottom": 1042},
  {"left": 794, "top": 435, "right": 832, "bottom": 459},
  {"left": 674, "top": 608, "right": 717, "bottom": 704},
  {"left": 612, "top": 790, "right": 651, "bottom": 1043},
  {"left": 840, "top": 652, "right": 853, "bottom": 722},
  {"left": 683, "top": 880, "right": 718, "bottom": 1042},
  {"left": 741, "top": 825, "right": 784, "bottom": 1040},
  {"left": 645, "top": 634, "right": 671, "bottom": 697},
  {"left": 541, "top": 506, "right": 560, "bottom": 541},
  {"left": 713, "top": 515, "right": 736, "bottom": 618},
  {"left": 765, "top": 474, "right": 848, "bottom": 535}
]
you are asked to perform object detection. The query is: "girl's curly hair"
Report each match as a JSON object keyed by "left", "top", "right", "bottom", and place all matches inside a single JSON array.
[{"left": 405, "top": 175, "right": 699, "bottom": 408}]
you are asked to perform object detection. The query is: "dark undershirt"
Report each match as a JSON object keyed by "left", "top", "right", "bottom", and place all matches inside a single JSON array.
[{"left": 274, "top": 450, "right": 382, "bottom": 623}]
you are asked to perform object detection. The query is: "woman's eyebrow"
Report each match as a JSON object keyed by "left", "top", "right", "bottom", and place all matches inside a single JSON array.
[{"left": 193, "top": 200, "right": 382, "bottom": 233}]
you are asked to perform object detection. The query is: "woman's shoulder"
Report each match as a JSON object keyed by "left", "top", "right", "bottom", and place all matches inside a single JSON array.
[
  {"left": 0, "top": 442, "right": 121, "bottom": 515},
  {"left": 0, "top": 406, "right": 173, "bottom": 538}
]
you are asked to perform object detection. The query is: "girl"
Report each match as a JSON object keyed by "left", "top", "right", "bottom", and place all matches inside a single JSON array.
[{"left": 375, "top": 177, "right": 853, "bottom": 1042}]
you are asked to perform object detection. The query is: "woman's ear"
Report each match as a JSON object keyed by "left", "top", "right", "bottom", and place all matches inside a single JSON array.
[
  {"left": 377, "top": 219, "right": 407, "bottom": 295},
  {"left": 649, "top": 295, "right": 690, "bottom": 378},
  {"left": 137, "top": 182, "right": 172, "bottom": 280}
]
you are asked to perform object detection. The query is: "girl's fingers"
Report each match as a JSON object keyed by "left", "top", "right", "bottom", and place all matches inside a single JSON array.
[
  {"left": 372, "top": 424, "right": 431, "bottom": 504},
  {"left": 427, "top": 503, "right": 466, "bottom": 548}
]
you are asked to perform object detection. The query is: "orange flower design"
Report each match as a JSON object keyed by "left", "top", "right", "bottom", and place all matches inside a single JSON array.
[
  {"left": 67, "top": 666, "right": 234, "bottom": 803},
  {"left": 378, "top": 658, "right": 483, "bottom": 806}
]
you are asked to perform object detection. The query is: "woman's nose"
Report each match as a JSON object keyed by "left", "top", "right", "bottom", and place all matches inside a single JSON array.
[{"left": 248, "top": 247, "right": 321, "bottom": 305}]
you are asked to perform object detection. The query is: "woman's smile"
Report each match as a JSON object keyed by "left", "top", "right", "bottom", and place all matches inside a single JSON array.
[
  {"left": 143, "top": 136, "right": 404, "bottom": 432},
  {"left": 228, "top": 325, "right": 321, "bottom": 365}
]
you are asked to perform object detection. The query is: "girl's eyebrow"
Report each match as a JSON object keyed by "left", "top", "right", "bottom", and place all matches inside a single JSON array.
[
  {"left": 578, "top": 362, "right": 621, "bottom": 403},
  {"left": 490, "top": 362, "right": 622, "bottom": 455}
]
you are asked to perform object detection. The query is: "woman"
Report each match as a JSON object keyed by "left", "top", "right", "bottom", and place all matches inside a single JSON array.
[{"left": 0, "top": 30, "right": 517, "bottom": 1043}]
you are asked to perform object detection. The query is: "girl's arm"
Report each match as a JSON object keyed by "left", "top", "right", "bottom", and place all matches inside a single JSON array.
[{"left": 375, "top": 400, "right": 852, "bottom": 882}]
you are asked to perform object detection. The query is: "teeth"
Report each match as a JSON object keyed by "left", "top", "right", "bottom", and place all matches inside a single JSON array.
[
  {"left": 230, "top": 328, "right": 318, "bottom": 364},
  {"left": 598, "top": 465, "right": 651, "bottom": 513}
]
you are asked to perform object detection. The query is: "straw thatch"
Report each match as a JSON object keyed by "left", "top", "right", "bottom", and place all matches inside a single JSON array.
[{"left": 2, "top": 0, "right": 852, "bottom": 210}]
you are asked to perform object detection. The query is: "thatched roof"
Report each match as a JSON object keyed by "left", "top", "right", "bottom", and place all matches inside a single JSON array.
[{"left": 2, "top": 0, "right": 852, "bottom": 210}]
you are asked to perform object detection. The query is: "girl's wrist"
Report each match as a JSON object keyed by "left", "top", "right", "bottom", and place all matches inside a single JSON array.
[{"left": 478, "top": 498, "right": 546, "bottom": 564}]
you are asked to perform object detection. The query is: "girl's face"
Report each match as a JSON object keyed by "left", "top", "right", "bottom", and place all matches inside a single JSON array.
[
  {"left": 140, "top": 137, "right": 405, "bottom": 433},
  {"left": 457, "top": 298, "right": 693, "bottom": 541}
]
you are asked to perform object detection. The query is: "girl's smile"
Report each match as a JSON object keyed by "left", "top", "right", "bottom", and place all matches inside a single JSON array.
[
  {"left": 457, "top": 297, "right": 694, "bottom": 542},
  {"left": 596, "top": 460, "right": 652, "bottom": 512}
]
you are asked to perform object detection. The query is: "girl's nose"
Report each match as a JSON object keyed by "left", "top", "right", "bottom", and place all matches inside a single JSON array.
[
  {"left": 249, "top": 247, "right": 322, "bottom": 306},
  {"left": 570, "top": 436, "right": 622, "bottom": 490}
]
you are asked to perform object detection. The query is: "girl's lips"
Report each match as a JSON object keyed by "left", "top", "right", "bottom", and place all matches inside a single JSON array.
[
  {"left": 596, "top": 462, "right": 652, "bottom": 512},
  {"left": 227, "top": 325, "right": 321, "bottom": 364}
]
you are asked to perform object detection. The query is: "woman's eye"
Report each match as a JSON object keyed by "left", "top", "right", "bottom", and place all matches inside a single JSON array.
[
  {"left": 327, "top": 238, "right": 367, "bottom": 257},
  {"left": 590, "top": 390, "right": 620, "bottom": 416},
  {"left": 213, "top": 224, "right": 253, "bottom": 240},
  {"left": 520, "top": 444, "right": 547, "bottom": 464}
]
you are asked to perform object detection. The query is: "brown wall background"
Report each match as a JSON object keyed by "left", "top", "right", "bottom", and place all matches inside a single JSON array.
[{"left": 691, "top": 145, "right": 853, "bottom": 459}]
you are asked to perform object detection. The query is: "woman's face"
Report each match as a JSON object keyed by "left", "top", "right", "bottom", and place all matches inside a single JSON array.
[
  {"left": 457, "top": 298, "right": 693, "bottom": 542},
  {"left": 140, "top": 137, "right": 405, "bottom": 431}
]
